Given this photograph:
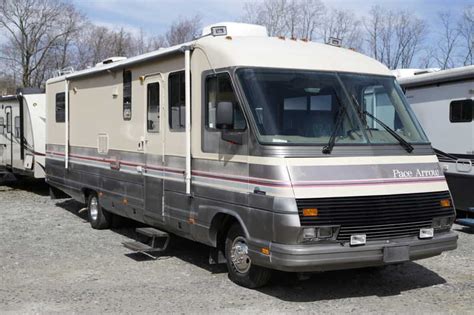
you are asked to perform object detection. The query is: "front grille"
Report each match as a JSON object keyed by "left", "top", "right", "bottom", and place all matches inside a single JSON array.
[{"left": 297, "top": 191, "right": 455, "bottom": 241}]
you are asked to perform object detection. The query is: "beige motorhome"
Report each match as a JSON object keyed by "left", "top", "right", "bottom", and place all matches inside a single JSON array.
[{"left": 45, "top": 22, "right": 457, "bottom": 288}]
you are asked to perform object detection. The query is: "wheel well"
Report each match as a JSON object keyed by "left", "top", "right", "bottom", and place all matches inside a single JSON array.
[
  {"left": 81, "top": 188, "right": 96, "bottom": 204},
  {"left": 210, "top": 213, "right": 241, "bottom": 255}
]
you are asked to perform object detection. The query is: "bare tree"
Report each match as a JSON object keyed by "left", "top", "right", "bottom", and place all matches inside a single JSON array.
[
  {"left": 458, "top": 5, "right": 473, "bottom": 66},
  {"left": 320, "top": 8, "right": 363, "bottom": 50},
  {"left": 364, "top": 6, "right": 426, "bottom": 69},
  {"left": 165, "top": 15, "right": 202, "bottom": 46},
  {"left": 434, "top": 12, "right": 460, "bottom": 69},
  {"left": 242, "top": 0, "right": 325, "bottom": 40},
  {"left": 0, "top": 0, "right": 83, "bottom": 87}
]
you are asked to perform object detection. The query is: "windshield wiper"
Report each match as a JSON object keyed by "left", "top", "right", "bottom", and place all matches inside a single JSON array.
[
  {"left": 322, "top": 106, "right": 346, "bottom": 154},
  {"left": 362, "top": 110, "right": 414, "bottom": 153}
]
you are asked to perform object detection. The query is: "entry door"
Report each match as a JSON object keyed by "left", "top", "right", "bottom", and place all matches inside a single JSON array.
[{"left": 143, "top": 76, "right": 165, "bottom": 224}]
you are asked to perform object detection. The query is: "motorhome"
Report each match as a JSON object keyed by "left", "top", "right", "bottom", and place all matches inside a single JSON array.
[
  {"left": 45, "top": 22, "right": 457, "bottom": 288},
  {"left": 398, "top": 66, "right": 474, "bottom": 228},
  {"left": 0, "top": 89, "right": 46, "bottom": 179}
]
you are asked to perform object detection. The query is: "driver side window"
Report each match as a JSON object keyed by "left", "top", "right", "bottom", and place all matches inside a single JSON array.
[{"left": 205, "top": 73, "right": 246, "bottom": 130}]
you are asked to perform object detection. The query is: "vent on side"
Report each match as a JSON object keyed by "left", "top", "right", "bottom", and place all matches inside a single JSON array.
[
  {"left": 297, "top": 191, "right": 455, "bottom": 242},
  {"left": 97, "top": 134, "right": 109, "bottom": 155}
]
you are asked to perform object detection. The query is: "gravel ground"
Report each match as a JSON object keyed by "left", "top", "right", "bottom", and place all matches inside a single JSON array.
[{"left": 0, "top": 179, "right": 473, "bottom": 314}]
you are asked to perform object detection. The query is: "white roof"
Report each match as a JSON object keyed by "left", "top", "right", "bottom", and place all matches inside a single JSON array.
[
  {"left": 398, "top": 65, "right": 474, "bottom": 88},
  {"left": 47, "top": 22, "right": 392, "bottom": 84}
]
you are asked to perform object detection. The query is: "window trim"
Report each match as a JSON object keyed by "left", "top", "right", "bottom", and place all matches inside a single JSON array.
[
  {"left": 449, "top": 99, "right": 473, "bottom": 123},
  {"left": 55, "top": 92, "right": 66, "bottom": 123},
  {"left": 146, "top": 82, "right": 160, "bottom": 133},
  {"left": 204, "top": 72, "right": 247, "bottom": 132}
]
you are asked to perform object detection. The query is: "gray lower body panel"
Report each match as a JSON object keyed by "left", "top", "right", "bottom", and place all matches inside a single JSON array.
[{"left": 254, "top": 231, "right": 458, "bottom": 272}]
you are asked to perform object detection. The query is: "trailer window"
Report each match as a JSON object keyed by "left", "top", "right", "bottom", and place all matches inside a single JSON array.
[
  {"left": 169, "top": 71, "right": 186, "bottom": 130},
  {"left": 123, "top": 70, "right": 132, "bottom": 120},
  {"left": 147, "top": 82, "right": 160, "bottom": 132},
  {"left": 6, "top": 112, "right": 11, "bottom": 133},
  {"left": 205, "top": 73, "right": 246, "bottom": 130},
  {"left": 56, "top": 92, "right": 65, "bottom": 123},
  {"left": 14, "top": 116, "right": 20, "bottom": 138},
  {"left": 450, "top": 99, "right": 473, "bottom": 123},
  {"left": 0, "top": 117, "right": 4, "bottom": 134}
]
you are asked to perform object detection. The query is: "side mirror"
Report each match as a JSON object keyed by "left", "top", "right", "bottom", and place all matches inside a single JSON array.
[{"left": 216, "top": 101, "right": 234, "bottom": 130}]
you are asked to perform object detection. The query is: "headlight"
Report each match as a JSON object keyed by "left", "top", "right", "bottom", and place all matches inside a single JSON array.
[
  {"left": 300, "top": 226, "right": 340, "bottom": 243},
  {"left": 432, "top": 216, "right": 455, "bottom": 230}
]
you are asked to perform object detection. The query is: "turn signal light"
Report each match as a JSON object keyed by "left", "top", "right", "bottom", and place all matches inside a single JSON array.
[
  {"left": 302, "top": 208, "right": 318, "bottom": 217},
  {"left": 261, "top": 247, "right": 270, "bottom": 255},
  {"left": 440, "top": 199, "right": 451, "bottom": 208}
]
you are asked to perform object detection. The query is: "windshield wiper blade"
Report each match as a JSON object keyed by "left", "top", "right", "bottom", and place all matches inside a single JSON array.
[
  {"left": 363, "top": 110, "right": 414, "bottom": 153},
  {"left": 323, "top": 106, "right": 346, "bottom": 154}
]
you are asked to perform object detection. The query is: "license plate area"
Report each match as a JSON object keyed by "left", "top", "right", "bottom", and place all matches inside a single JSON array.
[{"left": 383, "top": 245, "right": 410, "bottom": 263}]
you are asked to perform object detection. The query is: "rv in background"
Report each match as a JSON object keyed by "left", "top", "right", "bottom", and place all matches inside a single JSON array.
[
  {"left": 0, "top": 89, "right": 46, "bottom": 179},
  {"left": 398, "top": 66, "right": 474, "bottom": 228},
  {"left": 45, "top": 22, "right": 457, "bottom": 288}
]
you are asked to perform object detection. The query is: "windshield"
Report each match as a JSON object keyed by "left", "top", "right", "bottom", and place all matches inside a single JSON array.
[{"left": 236, "top": 68, "right": 429, "bottom": 146}]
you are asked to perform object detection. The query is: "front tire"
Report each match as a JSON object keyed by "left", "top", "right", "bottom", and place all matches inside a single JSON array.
[
  {"left": 225, "top": 223, "right": 272, "bottom": 288},
  {"left": 87, "top": 193, "right": 111, "bottom": 229}
]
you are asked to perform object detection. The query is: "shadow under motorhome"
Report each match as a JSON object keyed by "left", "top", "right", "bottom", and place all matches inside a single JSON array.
[
  {"left": 45, "top": 22, "right": 458, "bottom": 288},
  {"left": 398, "top": 66, "right": 474, "bottom": 228},
  {"left": 0, "top": 89, "right": 46, "bottom": 179}
]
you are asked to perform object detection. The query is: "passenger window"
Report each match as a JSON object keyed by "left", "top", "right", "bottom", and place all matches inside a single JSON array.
[
  {"left": 56, "top": 92, "right": 65, "bottom": 123},
  {"left": 363, "top": 86, "right": 399, "bottom": 130},
  {"left": 123, "top": 70, "right": 132, "bottom": 120},
  {"left": 450, "top": 99, "right": 473, "bottom": 123},
  {"left": 169, "top": 71, "right": 186, "bottom": 130},
  {"left": 147, "top": 82, "right": 160, "bottom": 132},
  {"left": 206, "top": 73, "right": 246, "bottom": 130},
  {"left": 14, "top": 116, "right": 20, "bottom": 138}
]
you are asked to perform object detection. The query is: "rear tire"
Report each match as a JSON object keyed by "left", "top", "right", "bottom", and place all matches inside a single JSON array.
[
  {"left": 225, "top": 223, "right": 272, "bottom": 288},
  {"left": 87, "top": 193, "right": 112, "bottom": 229}
]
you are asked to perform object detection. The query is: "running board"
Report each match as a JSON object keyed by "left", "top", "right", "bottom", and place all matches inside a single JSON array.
[{"left": 122, "top": 227, "right": 170, "bottom": 259}]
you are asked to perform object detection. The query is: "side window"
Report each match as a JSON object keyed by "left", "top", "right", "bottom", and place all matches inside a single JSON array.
[
  {"left": 56, "top": 92, "right": 65, "bottom": 123},
  {"left": 6, "top": 112, "right": 11, "bottom": 133},
  {"left": 205, "top": 73, "right": 246, "bottom": 130},
  {"left": 14, "top": 116, "right": 20, "bottom": 138},
  {"left": 147, "top": 82, "right": 160, "bottom": 132},
  {"left": 450, "top": 99, "right": 473, "bottom": 123},
  {"left": 0, "top": 117, "right": 4, "bottom": 134},
  {"left": 123, "top": 70, "right": 132, "bottom": 120},
  {"left": 168, "top": 71, "right": 186, "bottom": 130}
]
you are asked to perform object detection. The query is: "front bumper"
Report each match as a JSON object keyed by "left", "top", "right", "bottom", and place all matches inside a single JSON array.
[{"left": 252, "top": 231, "right": 458, "bottom": 272}]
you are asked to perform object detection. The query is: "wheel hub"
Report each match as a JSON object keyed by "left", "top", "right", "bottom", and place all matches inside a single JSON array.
[
  {"left": 230, "top": 237, "right": 251, "bottom": 274},
  {"left": 90, "top": 197, "right": 99, "bottom": 221}
]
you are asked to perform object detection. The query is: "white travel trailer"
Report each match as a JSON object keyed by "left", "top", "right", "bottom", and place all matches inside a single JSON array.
[
  {"left": 45, "top": 22, "right": 457, "bottom": 288},
  {"left": 0, "top": 89, "right": 46, "bottom": 179},
  {"left": 398, "top": 66, "right": 474, "bottom": 228}
]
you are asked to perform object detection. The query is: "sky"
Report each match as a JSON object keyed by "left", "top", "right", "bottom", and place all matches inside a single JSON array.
[{"left": 72, "top": 0, "right": 472, "bottom": 38}]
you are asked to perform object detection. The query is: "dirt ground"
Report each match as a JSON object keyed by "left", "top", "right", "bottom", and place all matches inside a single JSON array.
[{"left": 0, "top": 179, "right": 473, "bottom": 314}]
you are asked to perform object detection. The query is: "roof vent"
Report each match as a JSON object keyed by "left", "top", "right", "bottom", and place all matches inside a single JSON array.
[
  {"left": 202, "top": 22, "right": 268, "bottom": 38},
  {"left": 96, "top": 56, "right": 127, "bottom": 67}
]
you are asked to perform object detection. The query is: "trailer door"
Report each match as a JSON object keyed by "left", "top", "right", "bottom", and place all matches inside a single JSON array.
[{"left": 143, "top": 76, "right": 165, "bottom": 223}]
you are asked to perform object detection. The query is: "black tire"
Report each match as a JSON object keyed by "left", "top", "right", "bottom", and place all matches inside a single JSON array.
[
  {"left": 87, "top": 193, "right": 112, "bottom": 229},
  {"left": 225, "top": 223, "right": 272, "bottom": 288}
]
